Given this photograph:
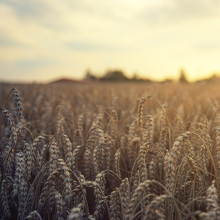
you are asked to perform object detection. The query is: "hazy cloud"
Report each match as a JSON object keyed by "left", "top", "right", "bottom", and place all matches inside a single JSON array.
[
  {"left": 140, "top": 0, "right": 220, "bottom": 25},
  {"left": 0, "top": 0, "right": 50, "bottom": 18},
  {"left": 0, "top": 36, "right": 25, "bottom": 47},
  {"left": 194, "top": 41, "right": 220, "bottom": 51},
  {"left": 66, "top": 41, "right": 120, "bottom": 51},
  {"left": 14, "top": 58, "right": 58, "bottom": 69}
]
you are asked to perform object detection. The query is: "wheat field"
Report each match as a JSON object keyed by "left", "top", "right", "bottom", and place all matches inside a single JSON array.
[{"left": 1, "top": 81, "right": 220, "bottom": 220}]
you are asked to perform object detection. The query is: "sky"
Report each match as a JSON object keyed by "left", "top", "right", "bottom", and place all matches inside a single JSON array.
[{"left": 0, "top": 0, "right": 220, "bottom": 83}]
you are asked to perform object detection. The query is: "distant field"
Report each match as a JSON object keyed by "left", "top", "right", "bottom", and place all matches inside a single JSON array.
[{"left": 0, "top": 81, "right": 220, "bottom": 219}]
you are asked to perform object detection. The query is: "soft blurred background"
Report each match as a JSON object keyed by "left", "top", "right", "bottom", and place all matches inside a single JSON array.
[{"left": 0, "top": 0, "right": 220, "bottom": 83}]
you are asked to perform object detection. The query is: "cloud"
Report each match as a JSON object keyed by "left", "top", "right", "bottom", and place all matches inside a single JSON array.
[
  {"left": 194, "top": 41, "right": 220, "bottom": 51},
  {"left": 0, "top": 36, "right": 25, "bottom": 47},
  {"left": 66, "top": 41, "right": 119, "bottom": 51},
  {"left": 14, "top": 58, "right": 58, "bottom": 69},
  {"left": 0, "top": 0, "right": 73, "bottom": 33},
  {"left": 0, "top": 0, "right": 50, "bottom": 18},
  {"left": 139, "top": 0, "right": 220, "bottom": 25}
]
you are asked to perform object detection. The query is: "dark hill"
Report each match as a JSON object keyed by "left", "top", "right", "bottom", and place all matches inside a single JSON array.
[{"left": 49, "top": 78, "right": 84, "bottom": 84}]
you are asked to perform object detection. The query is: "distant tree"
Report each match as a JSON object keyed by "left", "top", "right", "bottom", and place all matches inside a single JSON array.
[
  {"left": 101, "top": 70, "right": 128, "bottom": 81},
  {"left": 132, "top": 73, "right": 140, "bottom": 81},
  {"left": 161, "top": 78, "right": 173, "bottom": 83},
  {"left": 85, "top": 70, "right": 97, "bottom": 80},
  {"left": 179, "top": 69, "right": 188, "bottom": 83}
]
